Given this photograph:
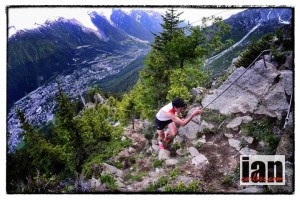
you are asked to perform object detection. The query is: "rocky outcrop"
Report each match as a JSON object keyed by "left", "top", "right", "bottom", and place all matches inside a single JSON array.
[
  {"left": 202, "top": 59, "right": 292, "bottom": 120},
  {"left": 80, "top": 57, "right": 293, "bottom": 193},
  {"left": 254, "top": 82, "right": 288, "bottom": 119}
]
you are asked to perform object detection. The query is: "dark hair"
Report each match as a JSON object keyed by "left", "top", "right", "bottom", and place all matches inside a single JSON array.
[{"left": 172, "top": 97, "right": 186, "bottom": 108}]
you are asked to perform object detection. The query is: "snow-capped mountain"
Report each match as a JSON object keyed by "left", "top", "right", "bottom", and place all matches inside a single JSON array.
[
  {"left": 223, "top": 8, "right": 292, "bottom": 43},
  {"left": 129, "top": 9, "right": 163, "bottom": 34}
]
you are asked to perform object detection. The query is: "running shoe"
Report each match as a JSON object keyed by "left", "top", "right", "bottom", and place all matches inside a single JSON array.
[{"left": 165, "top": 136, "right": 171, "bottom": 143}]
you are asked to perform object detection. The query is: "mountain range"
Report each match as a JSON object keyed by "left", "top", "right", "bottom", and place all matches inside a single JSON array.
[{"left": 8, "top": 9, "right": 163, "bottom": 109}]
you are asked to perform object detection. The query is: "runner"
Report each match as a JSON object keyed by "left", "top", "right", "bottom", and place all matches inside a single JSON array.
[{"left": 155, "top": 97, "right": 202, "bottom": 149}]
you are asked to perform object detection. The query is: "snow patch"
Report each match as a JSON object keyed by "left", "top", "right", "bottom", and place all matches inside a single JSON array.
[
  {"left": 76, "top": 45, "right": 91, "bottom": 49},
  {"left": 267, "top": 9, "right": 272, "bottom": 20},
  {"left": 206, "top": 22, "right": 261, "bottom": 64},
  {"left": 278, "top": 16, "right": 291, "bottom": 25}
]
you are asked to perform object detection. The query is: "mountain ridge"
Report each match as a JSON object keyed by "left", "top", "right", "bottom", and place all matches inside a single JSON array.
[{"left": 207, "top": 7, "right": 293, "bottom": 75}]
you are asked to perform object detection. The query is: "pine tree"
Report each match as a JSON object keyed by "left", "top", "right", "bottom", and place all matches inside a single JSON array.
[
  {"left": 54, "top": 86, "right": 87, "bottom": 175},
  {"left": 13, "top": 108, "right": 67, "bottom": 192},
  {"left": 116, "top": 82, "right": 143, "bottom": 127}
]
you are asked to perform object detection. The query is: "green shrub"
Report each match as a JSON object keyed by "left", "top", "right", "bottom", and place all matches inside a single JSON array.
[
  {"left": 169, "top": 168, "right": 180, "bottom": 180},
  {"left": 222, "top": 173, "right": 234, "bottom": 185},
  {"left": 145, "top": 176, "right": 169, "bottom": 192},
  {"left": 241, "top": 118, "right": 280, "bottom": 153},
  {"left": 164, "top": 180, "right": 201, "bottom": 192},
  {"left": 235, "top": 34, "right": 273, "bottom": 68},
  {"left": 173, "top": 142, "right": 183, "bottom": 150},
  {"left": 153, "top": 159, "right": 163, "bottom": 168},
  {"left": 143, "top": 126, "right": 155, "bottom": 141},
  {"left": 201, "top": 109, "right": 232, "bottom": 125},
  {"left": 131, "top": 172, "right": 147, "bottom": 182},
  {"left": 100, "top": 174, "right": 117, "bottom": 191}
]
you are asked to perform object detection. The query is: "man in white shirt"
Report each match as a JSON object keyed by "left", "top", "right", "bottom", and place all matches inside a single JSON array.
[{"left": 155, "top": 97, "right": 202, "bottom": 149}]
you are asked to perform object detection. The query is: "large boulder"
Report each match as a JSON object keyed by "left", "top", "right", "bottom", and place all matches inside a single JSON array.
[
  {"left": 199, "top": 120, "right": 215, "bottom": 132},
  {"left": 178, "top": 120, "right": 200, "bottom": 140},
  {"left": 188, "top": 147, "right": 200, "bottom": 157},
  {"left": 179, "top": 106, "right": 215, "bottom": 140},
  {"left": 202, "top": 59, "right": 292, "bottom": 120}
]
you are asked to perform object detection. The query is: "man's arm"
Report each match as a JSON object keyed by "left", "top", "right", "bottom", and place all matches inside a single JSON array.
[{"left": 165, "top": 107, "right": 202, "bottom": 126}]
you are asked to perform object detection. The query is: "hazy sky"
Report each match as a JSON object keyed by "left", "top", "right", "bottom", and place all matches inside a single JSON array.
[{"left": 8, "top": 7, "right": 245, "bottom": 36}]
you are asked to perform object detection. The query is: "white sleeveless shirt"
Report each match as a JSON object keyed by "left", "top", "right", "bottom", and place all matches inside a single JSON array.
[{"left": 156, "top": 102, "right": 175, "bottom": 121}]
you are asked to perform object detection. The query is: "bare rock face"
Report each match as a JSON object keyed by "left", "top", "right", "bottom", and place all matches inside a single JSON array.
[
  {"left": 254, "top": 83, "right": 289, "bottom": 119},
  {"left": 275, "top": 127, "right": 294, "bottom": 161},
  {"left": 201, "top": 59, "right": 292, "bottom": 120}
]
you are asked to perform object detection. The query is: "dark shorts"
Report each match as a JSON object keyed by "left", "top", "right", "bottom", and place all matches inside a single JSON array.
[{"left": 154, "top": 117, "right": 173, "bottom": 130}]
